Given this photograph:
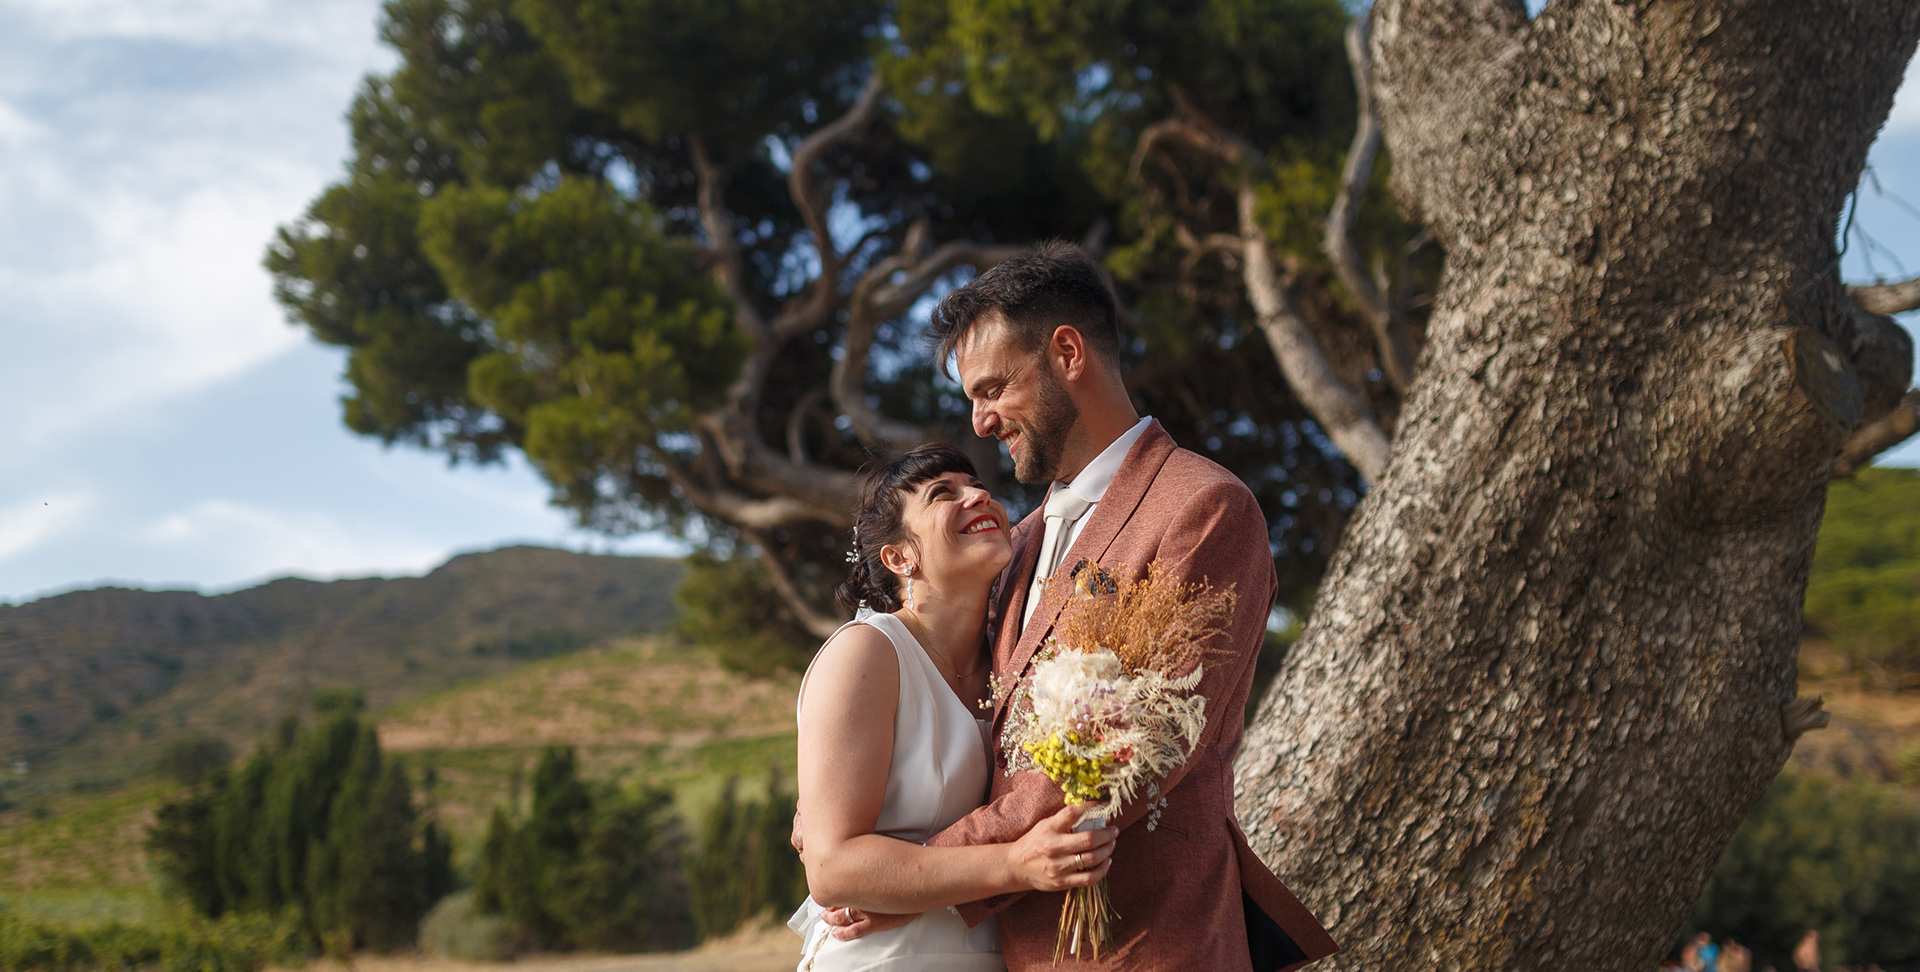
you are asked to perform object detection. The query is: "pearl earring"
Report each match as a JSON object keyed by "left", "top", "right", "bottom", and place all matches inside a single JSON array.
[{"left": 905, "top": 564, "right": 916, "bottom": 610}]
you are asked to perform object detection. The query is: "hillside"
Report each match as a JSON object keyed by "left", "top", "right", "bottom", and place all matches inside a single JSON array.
[
  {"left": 0, "top": 546, "right": 682, "bottom": 802},
  {"left": 0, "top": 637, "right": 798, "bottom": 903},
  {"left": 377, "top": 637, "right": 800, "bottom": 846}
]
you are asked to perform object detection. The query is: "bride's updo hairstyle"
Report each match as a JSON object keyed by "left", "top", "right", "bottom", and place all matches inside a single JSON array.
[{"left": 835, "top": 443, "right": 980, "bottom": 615}]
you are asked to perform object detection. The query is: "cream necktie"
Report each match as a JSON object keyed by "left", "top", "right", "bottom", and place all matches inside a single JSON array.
[{"left": 1023, "top": 485, "right": 1093, "bottom": 629}]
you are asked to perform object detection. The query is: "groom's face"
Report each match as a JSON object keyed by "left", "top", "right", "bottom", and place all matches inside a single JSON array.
[{"left": 955, "top": 314, "right": 1080, "bottom": 484}]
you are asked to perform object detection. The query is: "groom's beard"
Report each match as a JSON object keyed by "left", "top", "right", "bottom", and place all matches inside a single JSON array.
[{"left": 1011, "top": 370, "right": 1079, "bottom": 484}]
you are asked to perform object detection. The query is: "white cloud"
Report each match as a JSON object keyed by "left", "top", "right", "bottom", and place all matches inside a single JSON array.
[
  {"left": 0, "top": 0, "right": 391, "bottom": 459},
  {"left": 0, "top": 493, "right": 93, "bottom": 563},
  {"left": 140, "top": 499, "right": 447, "bottom": 583}
]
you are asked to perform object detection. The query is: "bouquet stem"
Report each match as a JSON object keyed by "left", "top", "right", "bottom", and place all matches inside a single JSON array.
[{"left": 1054, "top": 877, "right": 1116, "bottom": 964}]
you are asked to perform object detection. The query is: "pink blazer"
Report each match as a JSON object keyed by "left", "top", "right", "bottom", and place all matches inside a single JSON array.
[{"left": 926, "top": 420, "right": 1337, "bottom": 971}]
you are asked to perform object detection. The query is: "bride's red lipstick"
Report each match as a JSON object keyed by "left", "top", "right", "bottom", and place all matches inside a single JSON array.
[{"left": 960, "top": 513, "right": 1000, "bottom": 534}]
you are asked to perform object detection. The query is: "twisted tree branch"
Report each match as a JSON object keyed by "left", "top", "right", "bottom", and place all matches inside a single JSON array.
[
  {"left": 1133, "top": 109, "right": 1392, "bottom": 481},
  {"left": 1850, "top": 275, "right": 1920, "bottom": 315},
  {"left": 1241, "top": 185, "right": 1392, "bottom": 481},
  {"left": 690, "top": 136, "right": 770, "bottom": 345},
  {"left": 744, "top": 528, "right": 844, "bottom": 639},
  {"left": 1833, "top": 389, "right": 1920, "bottom": 477},
  {"left": 772, "top": 74, "right": 889, "bottom": 342},
  {"left": 831, "top": 227, "right": 1025, "bottom": 451},
  {"left": 658, "top": 451, "right": 846, "bottom": 529},
  {"left": 1325, "top": 18, "right": 1415, "bottom": 393}
]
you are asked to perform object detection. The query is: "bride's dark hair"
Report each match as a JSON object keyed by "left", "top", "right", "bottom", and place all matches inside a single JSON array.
[{"left": 836, "top": 443, "right": 981, "bottom": 615}]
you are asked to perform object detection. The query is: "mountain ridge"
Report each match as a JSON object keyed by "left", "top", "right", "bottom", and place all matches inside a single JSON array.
[{"left": 0, "top": 545, "right": 684, "bottom": 801}]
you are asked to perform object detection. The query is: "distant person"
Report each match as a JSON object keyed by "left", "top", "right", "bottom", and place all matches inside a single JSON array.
[
  {"left": 1661, "top": 944, "right": 1689, "bottom": 972},
  {"left": 1718, "top": 940, "right": 1751, "bottom": 972},
  {"left": 1684, "top": 934, "right": 1710, "bottom": 972},
  {"left": 1794, "top": 930, "right": 1821, "bottom": 972},
  {"left": 1698, "top": 934, "right": 1722, "bottom": 972}
]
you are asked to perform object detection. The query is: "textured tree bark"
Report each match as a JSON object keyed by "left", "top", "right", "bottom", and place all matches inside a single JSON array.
[{"left": 1234, "top": 1, "right": 1920, "bottom": 969}]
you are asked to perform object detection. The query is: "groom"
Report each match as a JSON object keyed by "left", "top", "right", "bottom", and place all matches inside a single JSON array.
[{"left": 823, "top": 242, "right": 1336, "bottom": 970}]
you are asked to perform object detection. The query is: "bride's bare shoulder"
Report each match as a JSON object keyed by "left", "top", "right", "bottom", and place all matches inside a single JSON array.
[{"left": 800, "top": 621, "right": 900, "bottom": 713}]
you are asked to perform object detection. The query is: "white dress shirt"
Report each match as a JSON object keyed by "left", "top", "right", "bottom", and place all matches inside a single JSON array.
[
  {"left": 1055, "top": 415, "right": 1151, "bottom": 556},
  {"left": 1018, "top": 416, "right": 1153, "bottom": 633}
]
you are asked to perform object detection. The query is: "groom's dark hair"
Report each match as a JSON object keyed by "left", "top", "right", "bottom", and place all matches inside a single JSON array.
[{"left": 928, "top": 240, "right": 1122, "bottom": 373}]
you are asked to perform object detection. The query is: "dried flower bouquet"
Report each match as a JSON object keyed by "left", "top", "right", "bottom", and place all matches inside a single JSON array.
[{"left": 993, "top": 560, "right": 1235, "bottom": 963}]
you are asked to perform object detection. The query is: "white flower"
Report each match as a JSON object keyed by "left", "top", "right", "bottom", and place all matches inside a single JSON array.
[{"left": 1027, "top": 648, "right": 1127, "bottom": 730}]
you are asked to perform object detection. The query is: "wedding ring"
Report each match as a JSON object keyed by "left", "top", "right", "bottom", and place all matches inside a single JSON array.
[{"left": 1075, "top": 852, "right": 1086, "bottom": 870}]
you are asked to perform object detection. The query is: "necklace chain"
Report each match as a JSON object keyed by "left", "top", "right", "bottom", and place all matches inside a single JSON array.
[{"left": 903, "top": 610, "right": 987, "bottom": 682}]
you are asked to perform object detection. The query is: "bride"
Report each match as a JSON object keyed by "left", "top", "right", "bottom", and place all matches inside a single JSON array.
[{"left": 789, "top": 443, "right": 1118, "bottom": 971}]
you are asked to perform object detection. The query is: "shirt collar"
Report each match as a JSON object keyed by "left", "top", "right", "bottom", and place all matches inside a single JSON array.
[{"left": 1060, "top": 416, "right": 1152, "bottom": 503}]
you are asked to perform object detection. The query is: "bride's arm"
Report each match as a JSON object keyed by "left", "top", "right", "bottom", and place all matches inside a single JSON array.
[{"left": 797, "top": 624, "right": 1113, "bottom": 914}]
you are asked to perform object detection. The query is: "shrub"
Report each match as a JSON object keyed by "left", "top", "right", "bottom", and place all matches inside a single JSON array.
[
  {"left": 673, "top": 553, "right": 816, "bottom": 677},
  {"left": 418, "top": 891, "right": 513, "bottom": 962},
  {"left": 0, "top": 904, "right": 303, "bottom": 972},
  {"left": 154, "top": 737, "right": 234, "bottom": 788}
]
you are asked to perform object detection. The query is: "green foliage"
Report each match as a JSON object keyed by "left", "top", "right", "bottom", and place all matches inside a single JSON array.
[
  {"left": 1807, "top": 467, "right": 1920, "bottom": 685},
  {"left": 1898, "top": 743, "right": 1920, "bottom": 788},
  {"left": 154, "top": 737, "right": 235, "bottom": 788},
  {"left": 310, "top": 686, "right": 366, "bottom": 716},
  {"left": 1689, "top": 770, "right": 1920, "bottom": 968},
  {"left": 473, "top": 746, "right": 693, "bottom": 952},
  {"left": 687, "top": 777, "right": 807, "bottom": 941},
  {"left": 417, "top": 176, "right": 744, "bottom": 523},
  {"left": 145, "top": 705, "right": 450, "bottom": 953},
  {"left": 0, "top": 904, "right": 304, "bottom": 972},
  {"left": 270, "top": 0, "right": 1386, "bottom": 630},
  {"left": 674, "top": 553, "right": 817, "bottom": 676},
  {"left": 517, "top": 0, "right": 880, "bottom": 153}
]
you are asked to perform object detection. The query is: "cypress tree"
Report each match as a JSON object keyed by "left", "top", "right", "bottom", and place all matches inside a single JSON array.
[
  {"left": 148, "top": 698, "right": 444, "bottom": 952},
  {"left": 474, "top": 747, "right": 696, "bottom": 952},
  {"left": 688, "top": 779, "right": 750, "bottom": 941}
]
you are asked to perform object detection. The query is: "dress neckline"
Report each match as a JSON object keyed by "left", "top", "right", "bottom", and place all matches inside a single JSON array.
[{"left": 871, "top": 612, "right": 988, "bottom": 719}]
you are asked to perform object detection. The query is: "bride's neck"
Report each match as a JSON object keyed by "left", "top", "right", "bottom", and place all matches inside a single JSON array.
[{"left": 895, "top": 582, "right": 989, "bottom": 670}]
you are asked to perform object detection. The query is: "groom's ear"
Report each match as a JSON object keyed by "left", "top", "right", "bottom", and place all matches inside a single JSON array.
[{"left": 1046, "top": 324, "right": 1091, "bottom": 383}]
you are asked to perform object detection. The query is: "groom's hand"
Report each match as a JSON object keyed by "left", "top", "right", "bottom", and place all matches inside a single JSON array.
[{"left": 824, "top": 907, "right": 918, "bottom": 941}]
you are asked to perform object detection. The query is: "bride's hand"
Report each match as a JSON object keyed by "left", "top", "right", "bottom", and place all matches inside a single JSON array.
[{"left": 1006, "top": 805, "right": 1118, "bottom": 892}]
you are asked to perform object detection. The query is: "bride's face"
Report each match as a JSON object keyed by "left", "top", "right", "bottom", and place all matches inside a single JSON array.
[{"left": 897, "top": 471, "right": 1012, "bottom": 588}]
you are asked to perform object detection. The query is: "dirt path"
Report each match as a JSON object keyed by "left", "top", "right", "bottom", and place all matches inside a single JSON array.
[{"left": 308, "top": 925, "right": 799, "bottom": 972}]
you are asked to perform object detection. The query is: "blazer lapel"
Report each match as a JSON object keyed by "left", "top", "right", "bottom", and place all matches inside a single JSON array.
[
  {"left": 992, "top": 504, "right": 1045, "bottom": 676},
  {"left": 1000, "top": 421, "right": 1179, "bottom": 702}
]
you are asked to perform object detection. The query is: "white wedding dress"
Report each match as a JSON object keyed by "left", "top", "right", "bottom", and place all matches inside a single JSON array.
[{"left": 788, "top": 612, "right": 1005, "bottom": 972}]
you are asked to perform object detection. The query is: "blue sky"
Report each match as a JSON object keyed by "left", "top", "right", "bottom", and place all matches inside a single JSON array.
[{"left": 0, "top": 0, "right": 1915, "bottom": 604}]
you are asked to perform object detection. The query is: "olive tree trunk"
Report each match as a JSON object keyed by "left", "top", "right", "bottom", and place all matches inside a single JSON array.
[{"left": 1234, "top": 1, "right": 1920, "bottom": 968}]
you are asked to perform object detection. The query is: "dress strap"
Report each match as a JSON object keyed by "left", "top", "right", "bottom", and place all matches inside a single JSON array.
[{"left": 796, "top": 618, "right": 870, "bottom": 718}]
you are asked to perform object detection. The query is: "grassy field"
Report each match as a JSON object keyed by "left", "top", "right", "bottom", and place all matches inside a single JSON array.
[
  {"left": 0, "top": 780, "right": 172, "bottom": 902},
  {"left": 0, "top": 635, "right": 799, "bottom": 910},
  {"left": 377, "top": 636, "right": 799, "bottom": 853}
]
